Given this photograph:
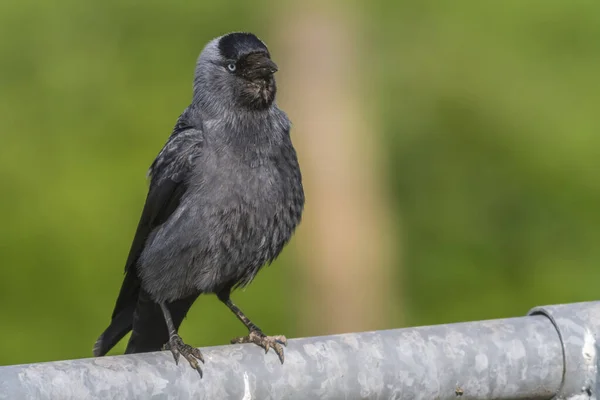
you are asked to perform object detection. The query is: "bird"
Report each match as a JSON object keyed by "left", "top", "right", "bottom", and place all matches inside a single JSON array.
[{"left": 93, "top": 32, "right": 305, "bottom": 377}]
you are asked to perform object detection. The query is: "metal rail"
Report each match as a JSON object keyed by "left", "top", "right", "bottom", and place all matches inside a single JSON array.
[{"left": 1, "top": 302, "right": 599, "bottom": 399}]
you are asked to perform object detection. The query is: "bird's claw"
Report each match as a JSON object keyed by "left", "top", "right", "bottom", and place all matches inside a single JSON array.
[
  {"left": 163, "top": 334, "right": 204, "bottom": 377},
  {"left": 231, "top": 330, "right": 287, "bottom": 364}
]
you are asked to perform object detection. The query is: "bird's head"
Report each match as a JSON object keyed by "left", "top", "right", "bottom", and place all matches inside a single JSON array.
[{"left": 193, "top": 32, "right": 278, "bottom": 112}]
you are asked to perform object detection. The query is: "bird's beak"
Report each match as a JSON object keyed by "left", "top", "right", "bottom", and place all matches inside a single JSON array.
[{"left": 244, "top": 53, "right": 278, "bottom": 79}]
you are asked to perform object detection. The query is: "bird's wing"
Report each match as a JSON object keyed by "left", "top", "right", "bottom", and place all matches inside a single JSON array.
[
  {"left": 115, "top": 124, "right": 204, "bottom": 315},
  {"left": 94, "top": 119, "right": 203, "bottom": 357}
]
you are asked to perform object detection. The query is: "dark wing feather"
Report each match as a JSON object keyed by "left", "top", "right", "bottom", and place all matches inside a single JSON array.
[
  {"left": 94, "top": 117, "right": 203, "bottom": 357},
  {"left": 111, "top": 175, "right": 187, "bottom": 320}
]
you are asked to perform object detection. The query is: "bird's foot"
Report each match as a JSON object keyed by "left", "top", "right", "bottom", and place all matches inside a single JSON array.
[
  {"left": 163, "top": 334, "right": 204, "bottom": 377},
  {"left": 231, "top": 330, "right": 287, "bottom": 363}
]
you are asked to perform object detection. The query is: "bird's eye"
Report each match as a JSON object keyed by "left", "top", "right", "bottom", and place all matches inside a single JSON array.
[{"left": 227, "top": 63, "right": 236, "bottom": 72}]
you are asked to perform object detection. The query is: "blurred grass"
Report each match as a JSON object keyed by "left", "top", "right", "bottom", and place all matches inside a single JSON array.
[
  {"left": 1, "top": 0, "right": 599, "bottom": 365},
  {"left": 372, "top": 0, "right": 600, "bottom": 324}
]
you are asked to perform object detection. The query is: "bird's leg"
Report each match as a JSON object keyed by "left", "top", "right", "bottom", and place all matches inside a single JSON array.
[
  {"left": 160, "top": 302, "right": 204, "bottom": 377},
  {"left": 217, "top": 291, "right": 287, "bottom": 363}
]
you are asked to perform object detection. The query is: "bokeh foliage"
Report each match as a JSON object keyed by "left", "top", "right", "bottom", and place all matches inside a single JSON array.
[
  {"left": 1, "top": 0, "right": 599, "bottom": 365},
  {"left": 373, "top": 1, "right": 600, "bottom": 324}
]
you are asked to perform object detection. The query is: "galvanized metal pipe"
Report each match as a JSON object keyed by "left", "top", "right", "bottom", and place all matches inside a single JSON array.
[
  {"left": 528, "top": 302, "right": 600, "bottom": 399},
  {"left": 2, "top": 301, "right": 600, "bottom": 400}
]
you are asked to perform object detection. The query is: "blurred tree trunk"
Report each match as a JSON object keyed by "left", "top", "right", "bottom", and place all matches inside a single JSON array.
[{"left": 273, "top": 2, "right": 401, "bottom": 335}]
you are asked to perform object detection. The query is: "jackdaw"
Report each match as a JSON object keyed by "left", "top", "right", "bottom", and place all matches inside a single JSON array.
[{"left": 93, "top": 32, "right": 305, "bottom": 377}]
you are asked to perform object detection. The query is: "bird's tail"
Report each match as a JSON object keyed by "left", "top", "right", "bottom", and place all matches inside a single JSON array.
[
  {"left": 93, "top": 270, "right": 140, "bottom": 357},
  {"left": 94, "top": 269, "right": 200, "bottom": 356},
  {"left": 124, "top": 290, "right": 201, "bottom": 354},
  {"left": 93, "top": 304, "right": 136, "bottom": 357}
]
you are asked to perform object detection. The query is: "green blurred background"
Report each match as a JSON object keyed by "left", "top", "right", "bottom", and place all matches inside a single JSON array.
[{"left": 1, "top": 0, "right": 599, "bottom": 366}]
